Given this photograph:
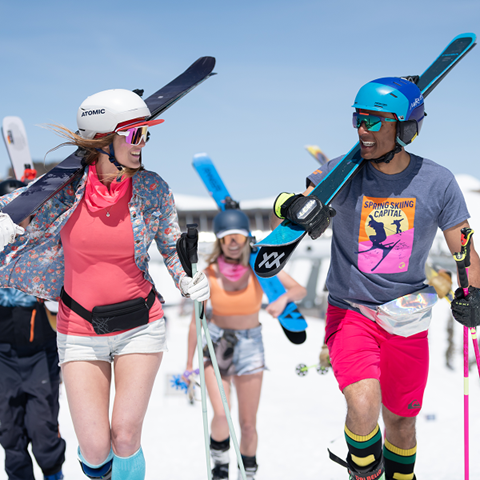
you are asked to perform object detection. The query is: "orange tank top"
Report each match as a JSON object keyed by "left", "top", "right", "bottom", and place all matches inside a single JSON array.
[{"left": 206, "top": 264, "right": 263, "bottom": 316}]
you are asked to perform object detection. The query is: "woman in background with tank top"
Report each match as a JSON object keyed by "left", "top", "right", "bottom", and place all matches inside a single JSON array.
[{"left": 184, "top": 209, "right": 306, "bottom": 480}]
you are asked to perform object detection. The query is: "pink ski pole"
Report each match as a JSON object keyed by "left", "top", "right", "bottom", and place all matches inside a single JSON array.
[{"left": 453, "top": 227, "right": 477, "bottom": 480}]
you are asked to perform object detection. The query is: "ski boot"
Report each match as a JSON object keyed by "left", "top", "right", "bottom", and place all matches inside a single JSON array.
[
  {"left": 238, "top": 455, "right": 258, "bottom": 480},
  {"left": 329, "top": 448, "right": 385, "bottom": 480},
  {"left": 212, "top": 463, "right": 229, "bottom": 480},
  {"left": 80, "top": 461, "right": 112, "bottom": 479},
  {"left": 44, "top": 471, "right": 64, "bottom": 480},
  {"left": 211, "top": 437, "right": 230, "bottom": 480},
  {"left": 347, "top": 458, "right": 385, "bottom": 480}
]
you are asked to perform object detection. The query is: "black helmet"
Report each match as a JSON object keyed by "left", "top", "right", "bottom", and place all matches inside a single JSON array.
[
  {"left": 0, "top": 178, "right": 26, "bottom": 196},
  {"left": 213, "top": 209, "right": 250, "bottom": 238}
]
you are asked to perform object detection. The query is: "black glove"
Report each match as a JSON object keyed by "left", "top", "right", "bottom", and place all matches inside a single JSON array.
[
  {"left": 451, "top": 286, "right": 480, "bottom": 328},
  {"left": 275, "top": 193, "right": 336, "bottom": 240}
]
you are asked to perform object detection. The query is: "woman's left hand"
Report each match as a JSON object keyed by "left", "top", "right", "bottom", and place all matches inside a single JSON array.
[{"left": 266, "top": 295, "right": 289, "bottom": 318}]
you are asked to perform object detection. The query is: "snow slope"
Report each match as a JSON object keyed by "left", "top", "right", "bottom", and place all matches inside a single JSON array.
[
  {"left": 1, "top": 174, "right": 480, "bottom": 479},
  {"left": 1, "top": 272, "right": 478, "bottom": 479}
]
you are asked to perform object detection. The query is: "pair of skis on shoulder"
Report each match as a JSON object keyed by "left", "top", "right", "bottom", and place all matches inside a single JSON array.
[
  {"left": 254, "top": 33, "right": 477, "bottom": 278},
  {"left": 1, "top": 56, "right": 217, "bottom": 225},
  {"left": 192, "top": 153, "right": 308, "bottom": 344}
]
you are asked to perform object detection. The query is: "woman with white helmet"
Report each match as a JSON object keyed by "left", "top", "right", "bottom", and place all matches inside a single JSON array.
[
  {"left": 0, "top": 89, "right": 210, "bottom": 480},
  {"left": 184, "top": 209, "right": 306, "bottom": 480}
]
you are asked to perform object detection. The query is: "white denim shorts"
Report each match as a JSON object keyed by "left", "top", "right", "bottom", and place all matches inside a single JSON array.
[{"left": 56, "top": 318, "right": 168, "bottom": 365}]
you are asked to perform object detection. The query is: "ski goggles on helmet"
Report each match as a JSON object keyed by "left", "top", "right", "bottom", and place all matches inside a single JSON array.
[
  {"left": 220, "top": 233, "right": 248, "bottom": 246},
  {"left": 353, "top": 112, "right": 396, "bottom": 132}
]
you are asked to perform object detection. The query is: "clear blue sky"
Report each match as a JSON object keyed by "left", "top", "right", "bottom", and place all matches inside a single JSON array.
[{"left": 0, "top": 0, "right": 478, "bottom": 200}]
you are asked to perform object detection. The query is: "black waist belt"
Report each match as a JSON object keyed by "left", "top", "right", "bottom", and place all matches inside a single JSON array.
[{"left": 60, "top": 287, "right": 156, "bottom": 335}]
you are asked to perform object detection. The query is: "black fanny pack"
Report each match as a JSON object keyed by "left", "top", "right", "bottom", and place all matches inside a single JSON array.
[{"left": 60, "top": 287, "right": 156, "bottom": 335}]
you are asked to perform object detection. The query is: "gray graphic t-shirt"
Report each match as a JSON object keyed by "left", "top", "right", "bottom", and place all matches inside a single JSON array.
[{"left": 307, "top": 153, "right": 469, "bottom": 309}]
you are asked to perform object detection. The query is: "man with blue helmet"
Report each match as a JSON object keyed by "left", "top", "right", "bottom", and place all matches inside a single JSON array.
[{"left": 273, "top": 77, "right": 480, "bottom": 479}]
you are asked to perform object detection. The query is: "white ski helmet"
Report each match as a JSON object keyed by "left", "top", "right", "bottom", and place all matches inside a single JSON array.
[{"left": 77, "top": 89, "right": 152, "bottom": 139}]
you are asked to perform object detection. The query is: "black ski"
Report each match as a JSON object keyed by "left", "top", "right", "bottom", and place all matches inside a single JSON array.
[
  {"left": 3, "top": 57, "right": 216, "bottom": 224},
  {"left": 254, "top": 33, "right": 476, "bottom": 278}
]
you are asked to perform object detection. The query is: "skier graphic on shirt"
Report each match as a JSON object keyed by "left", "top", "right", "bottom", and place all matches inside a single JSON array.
[
  {"left": 392, "top": 218, "right": 403, "bottom": 234},
  {"left": 357, "top": 215, "right": 400, "bottom": 271},
  {"left": 357, "top": 197, "right": 416, "bottom": 274}
]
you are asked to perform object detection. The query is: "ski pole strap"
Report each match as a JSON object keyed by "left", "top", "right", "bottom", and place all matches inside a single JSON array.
[
  {"left": 327, "top": 449, "right": 349, "bottom": 469},
  {"left": 274, "top": 192, "right": 295, "bottom": 219},
  {"left": 176, "top": 224, "right": 199, "bottom": 277}
]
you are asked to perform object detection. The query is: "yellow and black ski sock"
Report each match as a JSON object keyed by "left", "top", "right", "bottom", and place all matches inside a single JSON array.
[
  {"left": 344, "top": 424, "right": 383, "bottom": 471},
  {"left": 383, "top": 439, "right": 416, "bottom": 480}
]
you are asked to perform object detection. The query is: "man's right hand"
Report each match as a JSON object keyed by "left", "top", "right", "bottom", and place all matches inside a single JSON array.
[{"left": 274, "top": 193, "right": 336, "bottom": 240}]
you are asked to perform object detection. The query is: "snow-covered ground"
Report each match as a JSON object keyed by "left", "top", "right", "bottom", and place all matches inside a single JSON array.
[
  {"left": 1, "top": 276, "right": 479, "bottom": 479},
  {"left": 2, "top": 173, "right": 480, "bottom": 479}
]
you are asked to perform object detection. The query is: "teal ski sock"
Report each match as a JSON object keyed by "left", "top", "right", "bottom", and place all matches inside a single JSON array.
[{"left": 112, "top": 447, "right": 145, "bottom": 480}]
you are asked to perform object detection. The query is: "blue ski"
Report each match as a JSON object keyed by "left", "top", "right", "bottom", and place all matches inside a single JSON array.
[
  {"left": 254, "top": 32, "right": 477, "bottom": 278},
  {"left": 193, "top": 153, "right": 308, "bottom": 344}
]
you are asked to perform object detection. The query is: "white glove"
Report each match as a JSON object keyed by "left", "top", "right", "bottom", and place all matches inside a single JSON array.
[
  {"left": 180, "top": 271, "right": 210, "bottom": 302},
  {"left": 0, "top": 213, "right": 24, "bottom": 252}
]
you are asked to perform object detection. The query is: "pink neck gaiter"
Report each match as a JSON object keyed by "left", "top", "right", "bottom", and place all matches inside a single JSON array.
[
  {"left": 217, "top": 255, "right": 249, "bottom": 282},
  {"left": 84, "top": 166, "right": 131, "bottom": 213}
]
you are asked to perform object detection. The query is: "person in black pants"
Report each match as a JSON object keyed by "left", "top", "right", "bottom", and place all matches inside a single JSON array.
[
  {"left": 0, "top": 290, "right": 66, "bottom": 480},
  {"left": 0, "top": 179, "right": 66, "bottom": 480}
]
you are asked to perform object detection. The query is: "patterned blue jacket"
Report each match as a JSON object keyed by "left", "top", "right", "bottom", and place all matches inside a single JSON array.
[{"left": 0, "top": 166, "right": 185, "bottom": 301}]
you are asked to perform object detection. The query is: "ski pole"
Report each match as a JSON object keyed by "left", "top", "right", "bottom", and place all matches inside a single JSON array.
[
  {"left": 454, "top": 228, "right": 480, "bottom": 376},
  {"left": 182, "top": 225, "right": 247, "bottom": 480},
  {"left": 453, "top": 227, "right": 478, "bottom": 480},
  {"left": 182, "top": 224, "right": 212, "bottom": 480}
]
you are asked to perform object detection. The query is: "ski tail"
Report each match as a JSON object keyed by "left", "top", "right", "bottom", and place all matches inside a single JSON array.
[
  {"left": 146, "top": 57, "right": 216, "bottom": 119},
  {"left": 1, "top": 116, "right": 34, "bottom": 181},
  {"left": 305, "top": 145, "right": 330, "bottom": 165},
  {"left": 192, "top": 153, "right": 237, "bottom": 210},
  {"left": 417, "top": 33, "right": 476, "bottom": 98}
]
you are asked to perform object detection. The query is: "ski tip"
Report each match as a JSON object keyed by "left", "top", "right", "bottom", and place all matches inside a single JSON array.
[
  {"left": 192, "top": 153, "right": 212, "bottom": 165},
  {"left": 453, "top": 32, "right": 477, "bottom": 43}
]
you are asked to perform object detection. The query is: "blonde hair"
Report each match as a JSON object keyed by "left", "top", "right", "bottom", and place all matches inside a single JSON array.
[
  {"left": 45, "top": 124, "right": 142, "bottom": 179},
  {"left": 207, "top": 238, "right": 251, "bottom": 267}
]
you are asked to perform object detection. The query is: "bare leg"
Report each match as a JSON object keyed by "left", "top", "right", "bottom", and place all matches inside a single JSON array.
[
  {"left": 234, "top": 372, "right": 263, "bottom": 456},
  {"left": 110, "top": 352, "right": 163, "bottom": 457},
  {"left": 344, "top": 378, "right": 382, "bottom": 435},
  {"left": 204, "top": 364, "right": 232, "bottom": 441},
  {"left": 382, "top": 405, "right": 416, "bottom": 449},
  {"left": 61, "top": 361, "right": 112, "bottom": 465}
]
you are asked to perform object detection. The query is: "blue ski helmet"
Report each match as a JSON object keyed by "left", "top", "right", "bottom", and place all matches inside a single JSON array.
[
  {"left": 353, "top": 77, "right": 425, "bottom": 146},
  {"left": 213, "top": 209, "right": 250, "bottom": 239}
]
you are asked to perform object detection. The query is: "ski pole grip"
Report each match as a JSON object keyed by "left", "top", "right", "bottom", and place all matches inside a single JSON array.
[
  {"left": 454, "top": 228, "right": 474, "bottom": 295},
  {"left": 454, "top": 253, "right": 469, "bottom": 293},
  {"left": 461, "top": 227, "right": 474, "bottom": 268},
  {"left": 186, "top": 223, "right": 199, "bottom": 265}
]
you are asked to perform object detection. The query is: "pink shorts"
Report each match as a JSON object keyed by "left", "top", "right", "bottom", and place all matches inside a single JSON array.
[{"left": 325, "top": 304, "right": 429, "bottom": 417}]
